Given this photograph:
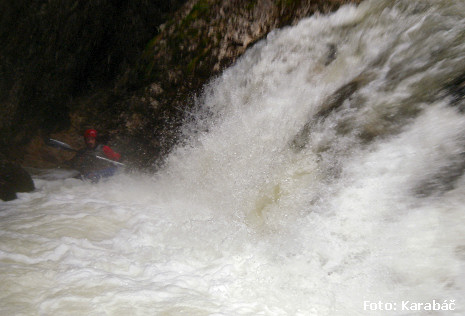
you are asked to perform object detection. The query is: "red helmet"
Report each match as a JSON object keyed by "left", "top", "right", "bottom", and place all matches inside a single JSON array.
[{"left": 84, "top": 129, "right": 97, "bottom": 139}]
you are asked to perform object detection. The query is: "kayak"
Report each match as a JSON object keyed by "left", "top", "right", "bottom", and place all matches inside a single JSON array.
[{"left": 80, "top": 166, "right": 118, "bottom": 183}]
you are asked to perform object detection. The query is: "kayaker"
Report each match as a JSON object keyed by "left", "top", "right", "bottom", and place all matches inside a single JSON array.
[{"left": 69, "top": 129, "right": 121, "bottom": 182}]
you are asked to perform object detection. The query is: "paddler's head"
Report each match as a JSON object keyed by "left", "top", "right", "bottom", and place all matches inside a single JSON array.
[{"left": 84, "top": 129, "right": 97, "bottom": 149}]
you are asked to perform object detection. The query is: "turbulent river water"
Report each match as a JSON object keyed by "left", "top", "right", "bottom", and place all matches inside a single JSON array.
[{"left": 1, "top": 0, "right": 465, "bottom": 315}]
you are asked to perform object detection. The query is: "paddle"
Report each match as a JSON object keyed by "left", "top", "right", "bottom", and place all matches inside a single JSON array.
[
  {"left": 46, "top": 138, "right": 78, "bottom": 152},
  {"left": 46, "top": 138, "right": 125, "bottom": 167}
]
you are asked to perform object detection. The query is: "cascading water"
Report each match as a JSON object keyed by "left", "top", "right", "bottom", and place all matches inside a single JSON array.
[{"left": 1, "top": 0, "right": 464, "bottom": 315}]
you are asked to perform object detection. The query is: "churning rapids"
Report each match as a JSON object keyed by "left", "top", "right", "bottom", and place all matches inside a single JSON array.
[{"left": 1, "top": 0, "right": 465, "bottom": 315}]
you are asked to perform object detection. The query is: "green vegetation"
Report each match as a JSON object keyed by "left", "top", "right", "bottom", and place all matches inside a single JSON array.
[
  {"left": 184, "top": 0, "right": 210, "bottom": 24},
  {"left": 246, "top": 0, "right": 259, "bottom": 10},
  {"left": 275, "top": 0, "right": 299, "bottom": 7}
]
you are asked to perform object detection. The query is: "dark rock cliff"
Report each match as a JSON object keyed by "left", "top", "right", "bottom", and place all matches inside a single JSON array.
[
  {"left": 1, "top": 0, "right": 362, "bottom": 171},
  {"left": 0, "top": 0, "right": 186, "bottom": 166},
  {"left": 0, "top": 154, "right": 34, "bottom": 201}
]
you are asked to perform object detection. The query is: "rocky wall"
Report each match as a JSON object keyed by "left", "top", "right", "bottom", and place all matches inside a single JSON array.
[{"left": 3, "top": 0, "right": 362, "bottom": 171}]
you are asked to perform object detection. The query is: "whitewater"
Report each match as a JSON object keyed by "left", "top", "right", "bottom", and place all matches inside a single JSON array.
[{"left": 1, "top": 0, "right": 464, "bottom": 315}]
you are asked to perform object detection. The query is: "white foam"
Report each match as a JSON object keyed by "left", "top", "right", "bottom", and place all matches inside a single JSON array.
[{"left": 1, "top": 0, "right": 464, "bottom": 314}]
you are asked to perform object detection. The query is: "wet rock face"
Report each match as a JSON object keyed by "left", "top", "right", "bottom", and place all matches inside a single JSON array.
[
  {"left": 0, "top": 157, "right": 35, "bottom": 201},
  {"left": 110, "top": 0, "right": 363, "bottom": 166},
  {"left": 134, "top": 0, "right": 362, "bottom": 98},
  {"left": 156, "top": 0, "right": 360, "bottom": 76},
  {"left": 3, "top": 0, "right": 361, "bottom": 169}
]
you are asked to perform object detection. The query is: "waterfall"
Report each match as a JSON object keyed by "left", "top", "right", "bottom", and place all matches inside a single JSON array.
[{"left": 1, "top": 0, "right": 464, "bottom": 314}]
